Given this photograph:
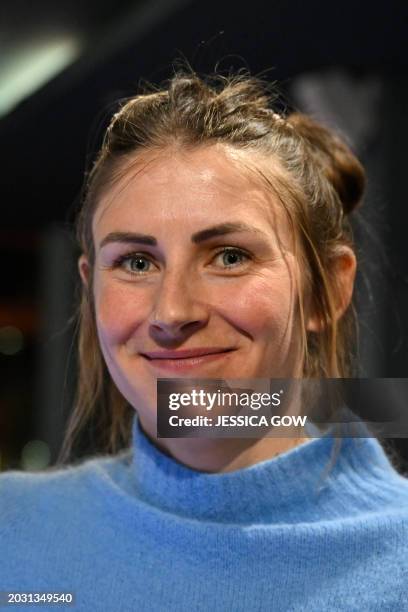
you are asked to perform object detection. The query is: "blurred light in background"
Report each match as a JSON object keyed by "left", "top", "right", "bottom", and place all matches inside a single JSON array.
[
  {"left": 0, "top": 326, "right": 24, "bottom": 355},
  {"left": 0, "top": 35, "right": 82, "bottom": 117},
  {"left": 21, "top": 439, "right": 51, "bottom": 471}
]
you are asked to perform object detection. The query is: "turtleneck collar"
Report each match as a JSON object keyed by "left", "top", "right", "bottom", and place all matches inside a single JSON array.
[{"left": 130, "top": 412, "right": 397, "bottom": 524}]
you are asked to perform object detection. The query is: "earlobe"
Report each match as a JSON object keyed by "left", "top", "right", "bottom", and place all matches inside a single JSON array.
[
  {"left": 78, "top": 254, "right": 90, "bottom": 288},
  {"left": 305, "top": 247, "right": 357, "bottom": 333},
  {"left": 306, "top": 313, "right": 324, "bottom": 333}
]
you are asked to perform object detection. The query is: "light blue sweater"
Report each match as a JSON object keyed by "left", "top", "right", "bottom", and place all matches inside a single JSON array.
[{"left": 1, "top": 413, "right": 408, "bottom": 611}]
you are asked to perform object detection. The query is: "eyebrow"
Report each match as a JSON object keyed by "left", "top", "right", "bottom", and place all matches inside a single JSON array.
[{"left": 99, "top": 222, "right": 267, "bottom": 249}]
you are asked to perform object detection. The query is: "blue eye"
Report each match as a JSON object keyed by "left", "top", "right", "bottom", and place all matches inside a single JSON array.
[
  {"left": 113, "top": 254, "right": 152, "bottom": 274},
  {"left": 213, "top": 248, "right": 249, "bottom": 268}
]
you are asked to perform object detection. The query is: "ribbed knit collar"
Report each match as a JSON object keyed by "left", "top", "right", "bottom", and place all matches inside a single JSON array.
[{"left": 130, "top": 412, "right": 398, "bottom": 524}]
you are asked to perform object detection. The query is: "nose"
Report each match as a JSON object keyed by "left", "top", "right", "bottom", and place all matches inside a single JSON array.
[{"left": 148, "top": 270, "right": 209, "bottom": 344}]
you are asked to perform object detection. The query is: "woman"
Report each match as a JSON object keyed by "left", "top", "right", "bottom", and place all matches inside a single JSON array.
[{"left": 1, "top": 71, "right": 407, "bottom": 611}]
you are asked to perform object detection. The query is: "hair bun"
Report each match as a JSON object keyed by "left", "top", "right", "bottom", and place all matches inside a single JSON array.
[{"left": 287, "top": 112, "right": 366, "bottom": 215}]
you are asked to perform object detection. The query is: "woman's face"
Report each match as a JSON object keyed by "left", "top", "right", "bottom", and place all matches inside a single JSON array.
[{"left": 80, "top": 145, "right": 313, "bottom": 434}]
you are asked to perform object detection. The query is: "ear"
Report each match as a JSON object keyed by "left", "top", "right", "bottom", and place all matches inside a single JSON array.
[
  {"left": 78, "top": 254, "right": 90, "bottom": 288},
  {"left": 306, "top": 246, "right": 357, "bottom": 332}
]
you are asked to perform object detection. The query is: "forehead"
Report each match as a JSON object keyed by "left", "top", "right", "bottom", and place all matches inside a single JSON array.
[{"left": 92, "top": 145, "right": 291, "bottom": 245}]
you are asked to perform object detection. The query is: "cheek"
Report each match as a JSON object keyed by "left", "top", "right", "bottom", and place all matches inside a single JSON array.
[
  {"left": 94, "top": 280, "right": 149, "bottom": 345},
  {"left": 217, "top": 270, "right": 298, "bottom": 338}
]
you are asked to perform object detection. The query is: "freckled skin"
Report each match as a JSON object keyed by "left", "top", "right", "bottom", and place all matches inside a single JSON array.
[{"left": 80, "top": 144, "right": 352, "bottom": 470}]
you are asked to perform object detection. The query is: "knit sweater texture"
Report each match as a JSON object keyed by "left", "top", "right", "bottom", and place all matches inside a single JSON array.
[{"left": 1, "top": 413, "right": 408, "bottom": 611}]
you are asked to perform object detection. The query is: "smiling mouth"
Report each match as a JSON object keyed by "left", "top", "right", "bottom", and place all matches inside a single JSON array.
[{"left": 140, "top": 349, "right": 236, "bottom": 370}]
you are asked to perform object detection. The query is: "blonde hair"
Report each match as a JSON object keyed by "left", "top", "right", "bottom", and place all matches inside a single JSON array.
[{"left": 58, "top": 70, "right": 366, "bottom": 464}]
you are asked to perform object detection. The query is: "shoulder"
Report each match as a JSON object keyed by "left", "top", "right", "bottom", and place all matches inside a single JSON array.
[{"left": 0, "top": 450, "right": 133, "bottom": 528}]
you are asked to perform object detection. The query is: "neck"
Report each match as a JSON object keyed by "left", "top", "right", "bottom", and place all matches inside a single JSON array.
[{"left": 138, "top": 415, "right": 309, "bottom": 473}]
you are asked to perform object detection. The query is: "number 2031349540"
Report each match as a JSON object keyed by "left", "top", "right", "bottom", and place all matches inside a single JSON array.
[{"left": 0, "top": 592, "right": 74, "bottom": 606}]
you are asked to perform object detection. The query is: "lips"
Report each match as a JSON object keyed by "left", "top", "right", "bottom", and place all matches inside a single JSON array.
[
  {"left": 140, "top": 347, "right": 235, "bottom": 360},
  {"left": 139, "top": 347, "right": 237, "bottom": 372}
]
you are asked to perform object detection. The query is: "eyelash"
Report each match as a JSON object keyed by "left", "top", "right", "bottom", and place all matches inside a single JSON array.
[{"left": 111, "top": 247, "right": 251, "bottom": 275}]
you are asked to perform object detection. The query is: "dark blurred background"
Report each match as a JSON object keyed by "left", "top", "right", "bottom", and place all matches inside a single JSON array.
[{"left": 1, "top": 0, "right": 408, "bottom": 472}]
